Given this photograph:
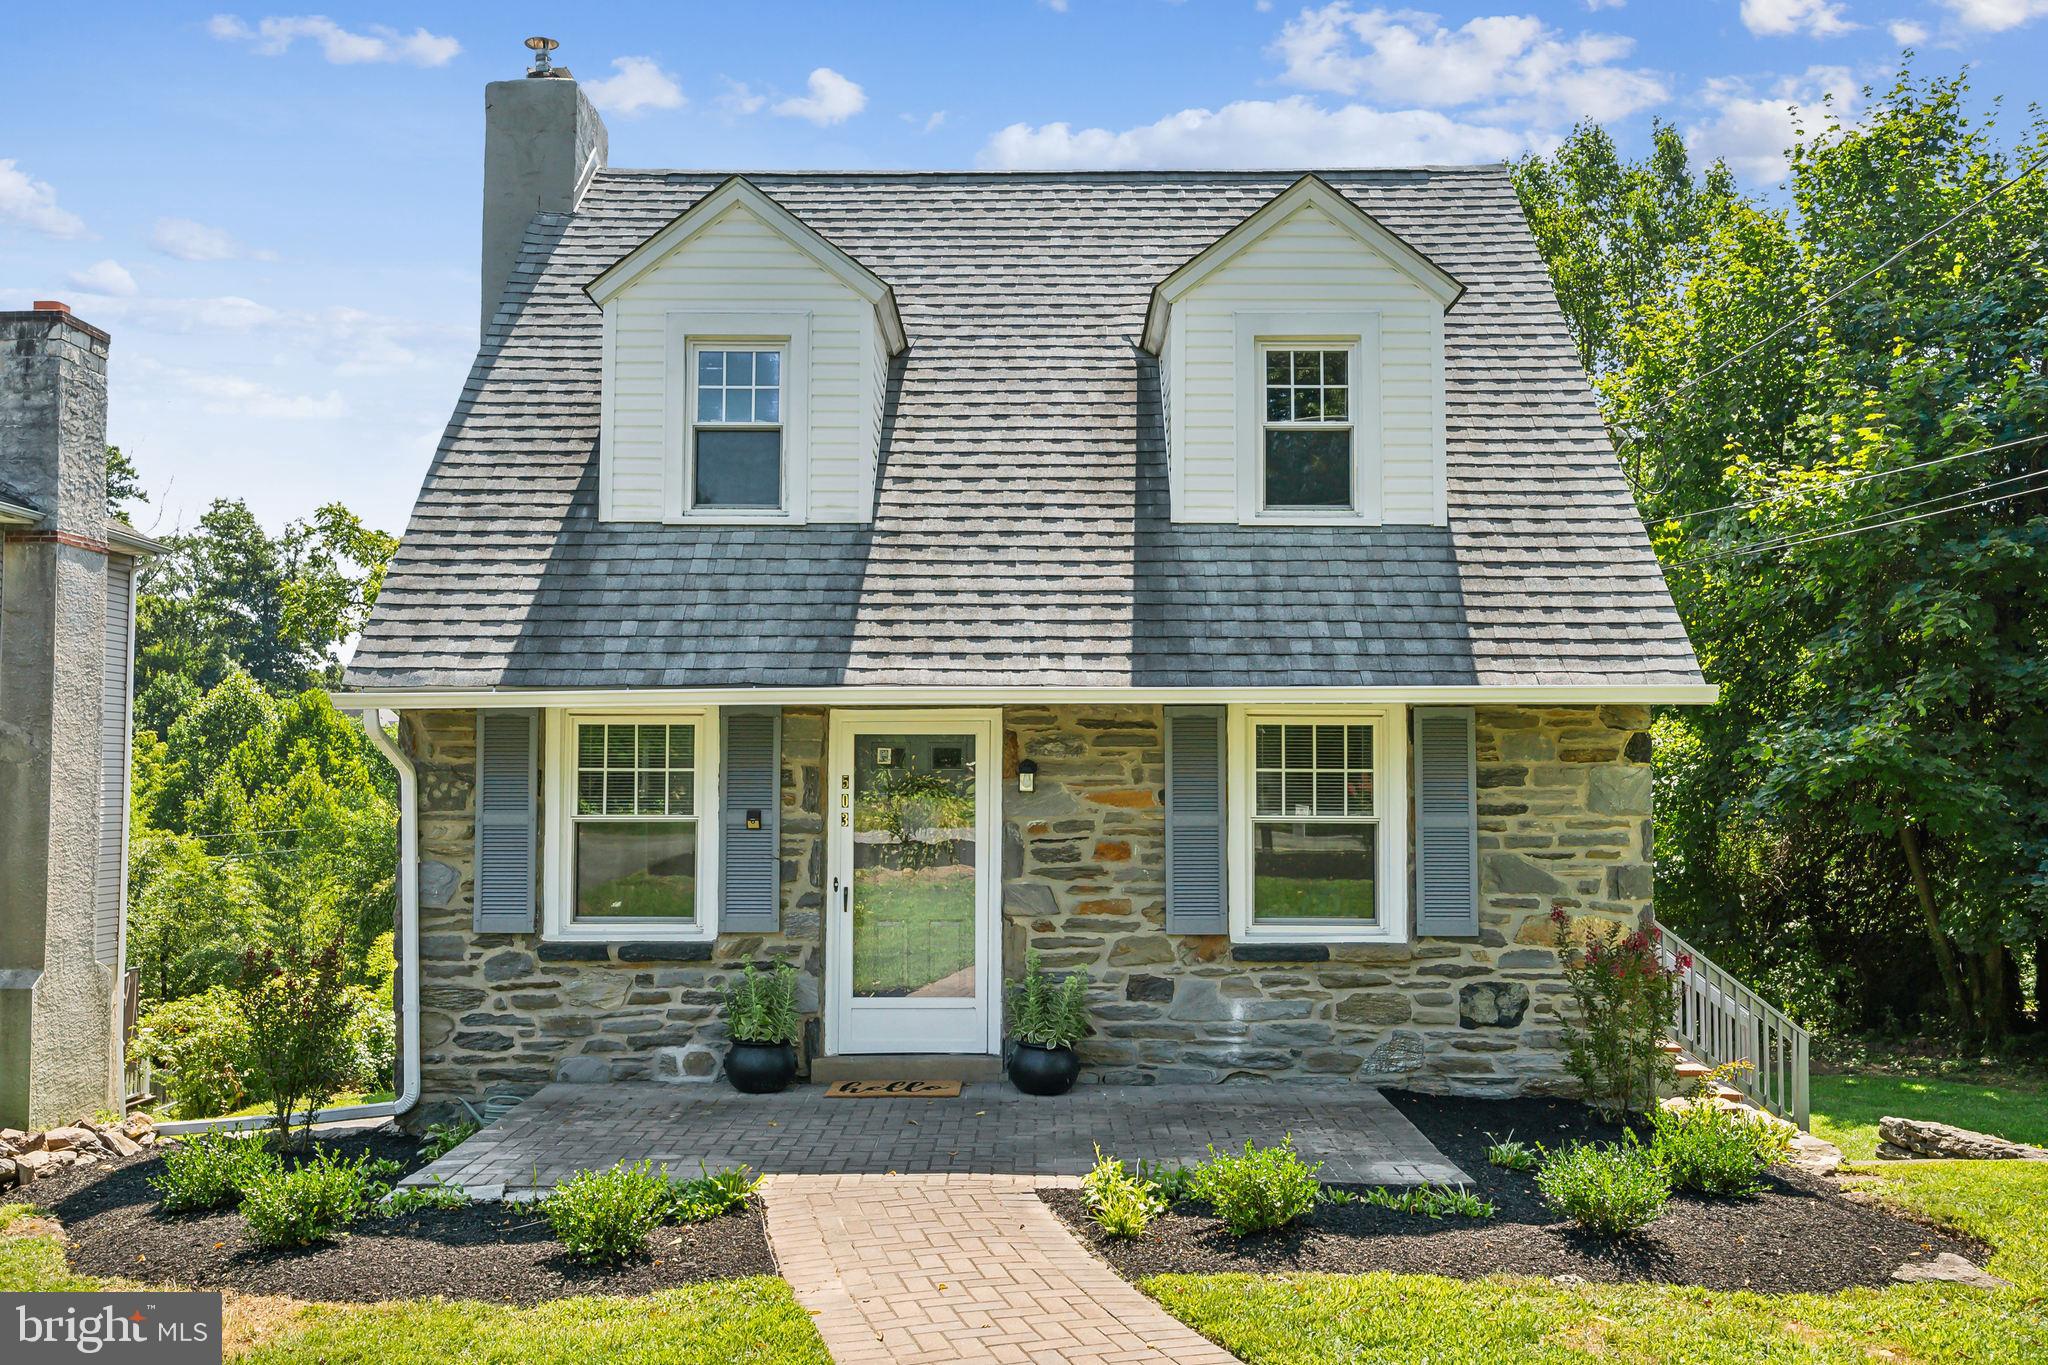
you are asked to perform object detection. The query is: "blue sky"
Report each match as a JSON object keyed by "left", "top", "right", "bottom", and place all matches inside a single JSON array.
[{"left": 6, "top": 1, "right": 2044, "bottom": 537}]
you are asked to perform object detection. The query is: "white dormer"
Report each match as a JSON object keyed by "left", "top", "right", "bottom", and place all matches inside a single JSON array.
[
  {"left": 587, "top": 177, "right": 906, "bottom": 525},
  {"left": 1142, "top": 176, "right": 1462, "bottom": 527}
]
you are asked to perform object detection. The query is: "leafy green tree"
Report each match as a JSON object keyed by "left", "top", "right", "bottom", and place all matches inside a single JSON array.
[
  {"left": 105, "top": 445, "right": 146, "bottom": 519},
  {"left": 1516, "top": 65, "right": 2048, "bottom": 1041}
]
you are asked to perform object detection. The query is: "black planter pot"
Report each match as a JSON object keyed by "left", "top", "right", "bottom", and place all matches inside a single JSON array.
[
  {"left": 726, "top": 1041, "right": 797, "bottom": 1094},
  {"left": 1008, "top": 1040, "right": 1080, "bottom": 1096}
]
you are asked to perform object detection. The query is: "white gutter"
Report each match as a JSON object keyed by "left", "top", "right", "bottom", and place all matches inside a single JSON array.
[
  {"left": 155, "top": 708, "right": 422, "bottom": 1137},
  {"left": 333, "top": 681, "right": 1721, "bottom": 710}
]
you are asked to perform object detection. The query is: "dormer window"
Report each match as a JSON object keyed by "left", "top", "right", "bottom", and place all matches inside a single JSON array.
[
  {"left": 692, "top": 345, "right": 784, "bottom": 509},
  {"left": 1261, "top": 345, "right": 1354, "bottom": 511}
]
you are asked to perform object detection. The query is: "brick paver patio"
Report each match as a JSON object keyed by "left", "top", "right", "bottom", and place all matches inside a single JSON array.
[
  {"left": 404, "top": 1080, "right": 1466, "bottom": 1193},
  {"left": 766, "top": 1173, "right": 1242, "bottom": 1364}
]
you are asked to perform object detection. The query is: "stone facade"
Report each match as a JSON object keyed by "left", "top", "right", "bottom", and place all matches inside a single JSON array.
[{"left": 403, "top": 702, "right": 1652, "bottom": 1116}]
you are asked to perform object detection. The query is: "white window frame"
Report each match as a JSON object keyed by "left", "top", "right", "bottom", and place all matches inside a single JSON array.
[
  {"left": 543, "top": 708, "right": 721, "bottom": 943},
  {"left": 665, "top": 311, "right": 810, "bottom": 525},
  {"left": 1233, "top": 311, "right": 1382, "bottom": 527},
  {"left": 1226, "top": 704, "right": 1408, "bottom": 944},
  {"left": 1258, "top": 341, "right": 1359, "bottom": 515}
]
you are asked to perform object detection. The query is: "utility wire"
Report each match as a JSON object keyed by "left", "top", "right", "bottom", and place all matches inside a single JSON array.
[
  {"left": 1670, "top": 464, "right": 2048, "bottom": 564},
  {"left": 1670, "top": 477, "right": 2048, "bottom": 569},
  {"left": 1662, "top": 432, "right": 2048, "bottom": 524}
]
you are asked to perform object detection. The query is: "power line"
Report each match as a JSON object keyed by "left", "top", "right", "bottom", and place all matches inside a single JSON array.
[
  {"left": 1663, "top": 432, "right": 2048, "bottom": 524},
  {"left": 1616, "top": 150, "right": 2048, "bottom": 448},
  {"left": 1670, "top": 476, "right": 2048, "bottom": 569}
]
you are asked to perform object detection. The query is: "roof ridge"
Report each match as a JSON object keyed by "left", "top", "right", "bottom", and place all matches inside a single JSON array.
[{"left": 589, "top": 165, "right": 1511, "bottom": 182}]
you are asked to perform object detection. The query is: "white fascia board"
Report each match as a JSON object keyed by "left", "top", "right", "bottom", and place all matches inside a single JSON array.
[
  {"left": 331, "top": 681, "right": 1720, "bottom": 710},
  {"left": 1141, "top": 174, "right": 1466, "bottom": 355},
  {"left": 0, "top": 498, "right": 41, "bottom": 527},
  {"left": 584, "top": 175, "right": 908, "bottom": 354}
]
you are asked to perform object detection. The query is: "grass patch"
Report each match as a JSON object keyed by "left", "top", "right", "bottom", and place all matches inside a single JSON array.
[
  {"left": 204, "top": 1090, "right": 397, "bottom": 1122},
  {"left": 1251, "top": 875, "right": 1375, "bottom": 921},
  {"left": 1810, "top": 1071, "right": 2048, "bottom": 1160},
  {"left": 0, "top": 1203, "right": 827, "bottom": 1362},
  {"left": 852, "top": 866, "right": 976, "bottom": 996},
  {"left": 1145, "top": 1161, "right": 2048, "bottom": 1365}
]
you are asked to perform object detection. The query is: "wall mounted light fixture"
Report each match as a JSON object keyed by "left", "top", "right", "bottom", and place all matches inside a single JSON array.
[{"left": 1017, "top": 759, "right": 1037, "bottom": 793}]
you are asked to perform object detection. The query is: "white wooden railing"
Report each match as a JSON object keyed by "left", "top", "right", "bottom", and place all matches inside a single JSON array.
[{"left": 1652, "top": 919, "right": 1810, "bottom": 1130}]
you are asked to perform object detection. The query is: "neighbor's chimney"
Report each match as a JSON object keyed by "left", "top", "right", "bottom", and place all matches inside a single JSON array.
[{"left": 480, "top": 36, "right": 608, "bottom": 338}]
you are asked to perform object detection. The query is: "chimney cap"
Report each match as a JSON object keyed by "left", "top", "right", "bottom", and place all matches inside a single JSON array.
[
  {"left": 32, "top": 299, "right": 71, "bottom": 315},
  {"left": 524, "top": 35, "right": 570, "bottom": 78}
]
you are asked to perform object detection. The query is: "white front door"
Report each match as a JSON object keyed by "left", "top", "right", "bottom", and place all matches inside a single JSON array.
[{"left": 826, "top": 710, "right": 1002, "bottom": 1055}]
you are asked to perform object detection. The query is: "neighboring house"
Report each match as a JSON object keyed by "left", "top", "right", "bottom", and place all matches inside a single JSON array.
[
  {"left": 337, "top": 60, "right": 1711, "bottom": 1119},
  {"left": 1, "top": 304, "right": 158, "bottom": 1130}
]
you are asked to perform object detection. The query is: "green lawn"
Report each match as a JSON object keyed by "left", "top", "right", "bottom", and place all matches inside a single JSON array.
[
  {"left": 0, "top": 1206, "right": 828, "bottom": 1363},
  {"left": 1147, "top": 1161, "right": 2048, "bottom": 1365},
  {"left": 1810, "top": 1071, "right": 2048, "bottom": 1160},
  {"left": 1252, "top": 875, "right": 1376, "bottom": 921}
]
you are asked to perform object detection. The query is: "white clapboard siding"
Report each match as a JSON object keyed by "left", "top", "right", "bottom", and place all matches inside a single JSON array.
[
  {"left": 95, "top": 554, "right": 137, "bottom": 964},
  {"left": 604, "top": 202, "right": 882, "bottom": 522},
  {"left": 1171, "top": 201, "right": 1446, "bottom": 525}
]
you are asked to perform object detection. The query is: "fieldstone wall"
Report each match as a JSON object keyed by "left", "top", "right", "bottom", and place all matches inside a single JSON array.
[
  {"left": 405, "top": 708, "right": 826, "bottom": 1123},
  {"left": 1003, "top": 704, "right": 1654, "bottom": 1095},
  {"left": 403, "top": 702, "right": 1652, "bottom": 1114}
]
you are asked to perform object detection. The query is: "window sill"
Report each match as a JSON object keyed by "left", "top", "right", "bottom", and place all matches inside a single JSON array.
[
  {"left": 1233, "top": 928, "right": 1406, "bottom": 947},
  {"left": 543, "top": 922, "right": 716, "bottom": 945},
  {"left": 667, "top": 510, "right": 803, "bottom": 526},
  {"left": 1239, "top": 509, "right": 1382, "bottom": 528}
]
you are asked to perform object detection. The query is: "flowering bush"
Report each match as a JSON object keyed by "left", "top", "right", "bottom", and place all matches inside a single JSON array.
[{"left": 1554, "top": 909, "right": 1681, "bottom": 1117}]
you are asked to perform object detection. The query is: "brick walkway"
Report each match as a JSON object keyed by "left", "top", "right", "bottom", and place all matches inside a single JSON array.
[
  {"left": 765, "top": 1173, "right": 1242, "bottom": 1364},
  {"left": 404, "top": 1081, "right": 1468, "bottom": 1194}
]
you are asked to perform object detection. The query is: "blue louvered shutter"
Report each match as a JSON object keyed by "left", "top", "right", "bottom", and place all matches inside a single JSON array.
[
  {"left": 1164, "top": 706, "right": 1228, "bottom": 934},
  {"left": 474, "top": 710, "right": 538, "bottom": 933},
  {"left": 1413, "top": 706, "right": 1479, "bottom": 937},
  {"left": 720, "top": 708, "right": 782, "bottom": 932}
]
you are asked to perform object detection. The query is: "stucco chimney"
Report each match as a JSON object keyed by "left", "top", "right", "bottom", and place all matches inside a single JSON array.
[
  {"left": 480, "top": 43, "right": 608, "bottom": 339},
  {"left": 0, "top": 304, "right": 124, "bottom": 1128}
]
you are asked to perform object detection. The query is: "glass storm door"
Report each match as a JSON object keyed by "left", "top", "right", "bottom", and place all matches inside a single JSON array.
[{"left": 826, "top": 711, "right": 1000, "bottom": 1054}]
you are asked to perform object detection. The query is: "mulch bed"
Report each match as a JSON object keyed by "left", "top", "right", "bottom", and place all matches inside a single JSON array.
[
  {"left": 23, "top": 1127, "right": 778, "bottom": 1306},
  {"left": 1045, "top": 1091, "right": 1990, "bottom": 1295}
]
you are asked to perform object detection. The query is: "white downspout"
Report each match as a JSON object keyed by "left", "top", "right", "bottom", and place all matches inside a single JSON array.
[{"left": 157, "top": 707, "right": 421, "bottom": 1137}]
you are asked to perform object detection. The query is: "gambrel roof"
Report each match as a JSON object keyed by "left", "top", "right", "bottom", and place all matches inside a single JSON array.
[{"left": 345, "top": 167, "right": 1705, "bottom": 693}]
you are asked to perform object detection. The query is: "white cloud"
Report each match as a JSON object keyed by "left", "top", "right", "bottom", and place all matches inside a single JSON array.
[
  {"left": 151, "top": 216, "right": 275, "bottom": 262},
  {"left": 1889, "top": 18, "right": 1931, "bottom": 41},
  {"left": 773, "top": 68, "right": 868, "bottom": 125},
  {"left": 902, "top": 110, "right": 949, "bottom": 133},
  {"left": 979, "top": 97, "right": 1529, "bottom": 170},
  {"left": 584, "top": 56, "right": 686, "bottom": 116},
  {"left": 1687, "top": 65, "right": 1860, "bottom": 181},
  {"left": 153, "top": 365, "right": 348, "bottom": 420},
  {"left": 1584, "top": 0, "right": 1628, "bottom": 9},
  {"left": 0, "top": 159, "right": 88, "bottom": 239},
  {"left": 1939, "top": 0, "right": 2048, "bottom": 28},
  {"left": 717, "top": 78, "right": 767, "bottom": 115},
  {"left": 1270, "top": 4, "right": 1666, "bottom": 124},
  {"left": 1740, "top": 0, "right": 1859, "bottom": 36},
  {"left": 207, "top": 14, "right": 460, "bottom": 66},
  {"left": 67, "top": 259, "right": 138, "bottom": 297}
]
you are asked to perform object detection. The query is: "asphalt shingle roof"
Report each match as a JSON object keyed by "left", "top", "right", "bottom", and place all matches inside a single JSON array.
[{"left": 346, "top": 167, "right": 1703, "bottom": 691}]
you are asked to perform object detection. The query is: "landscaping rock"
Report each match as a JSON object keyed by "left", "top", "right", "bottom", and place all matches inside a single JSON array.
[
  {"left": 1787, "top": 1131, "right": 1843, "bottom": 1178},
  {"left": 41, "top": 1126, "right": 95, "bottom": 1153},
  {"left": 0, "top": 1158, "right": 14, "bottom": 1186},
  {"left": 1891, "top": 1253, "right": 2010, "bottom": 1289},
  {"left": 1875, "top": 1117, "right": 2048, "bottom": 1162},
  {"left": 97, "top": 1127, "right": 141, "bottom": 1158},
  {"left": 14, "top": 1149, "right": 56, "bottom": 1182}
]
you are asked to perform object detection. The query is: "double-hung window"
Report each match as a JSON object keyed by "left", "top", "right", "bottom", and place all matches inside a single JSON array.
[
  {"left": 691, "top": 345, "right": 784, "bottom": 510},
  {"left": 1261, "top": 345, "right": 1354, "bottom": 510},
  {"left": 1231, "top": 707, "right": 1407, "bottom": 942},
  {"left": 570, "top": 718, "right": 704, "bottom": 927}
]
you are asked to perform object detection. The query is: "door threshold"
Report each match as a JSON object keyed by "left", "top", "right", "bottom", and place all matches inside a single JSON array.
[{"left": 810, "top": 1054, "right": 1004, "bottom": 1085}]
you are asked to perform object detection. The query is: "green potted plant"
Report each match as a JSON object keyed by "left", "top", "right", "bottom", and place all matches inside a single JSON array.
[
  {"left": 722, "top": 963, "right": 801, "bottom": 1093},
  {"left": 1006, "top": 951, "right": 1091, "bottom": 1096}
]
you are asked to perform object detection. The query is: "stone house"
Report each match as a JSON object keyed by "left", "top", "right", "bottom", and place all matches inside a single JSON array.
[{"left": 336, "top": 61, "right": 1710, "bottom": 1121}]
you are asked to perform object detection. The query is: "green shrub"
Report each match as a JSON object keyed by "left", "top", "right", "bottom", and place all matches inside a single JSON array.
[
  {"left": 341, "top": 985, "right": 397, "bottom": 1092},
  {"left": 1358, "top": 1184, "right": 1497, "bottom": 1219},
  {"left": 1007, "top": 950, "right": 1091, "bottom": 1049},
  {"left": 419, "top": 1120, "right": 480, "bottom": 1162},
  {"left": 1083, "top": 1146, "right": 1167, "bottom": 1238},
  {"left": 723, "top": 964, "right": 802, "bottom": 1046},
  {"left": 151, "top": 1129, "right": 280, "bottom": 1212},
  {"left": 1137, "top": 1158, "right": 1198, "bottom": 1205},
  {"left": 240, "top": 1146, "right": 390, "bottom": 1247},
  {"left": 1486, "top": 1132, "right": 1541, "bottom": 1172},
  {"left": 381, "top": 1179, "right": 470, "bottom": 1215},
  {"left": 544, "top": 1161, "right": 672, "bottom": 1264},
  {"left": 1649, "top": 1102, "right": 1792, "bottom": 1196},
  {"left": 661, "top": 1165, "right": 761, "bottom": 1223},
  {"left": 1190, "top": 1137, "right": 1323, "bottom": 1237},
  {"left": 1553, "top": 909, "right": 1680, "bottom": 1117},
  {"left": 1537, "top": 1139, "right": 1670, "bottom": 1236},
  {"left": 234, "top": 939, "right": 359, "bottom": 1143},
  {"left": 134, "top": 986, "right": 252, "bottom": 1119}
]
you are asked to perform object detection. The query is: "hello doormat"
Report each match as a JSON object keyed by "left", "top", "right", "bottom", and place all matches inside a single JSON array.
[{"left": 823, "top": 1079, "right": 963, "bottom": 1099}]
